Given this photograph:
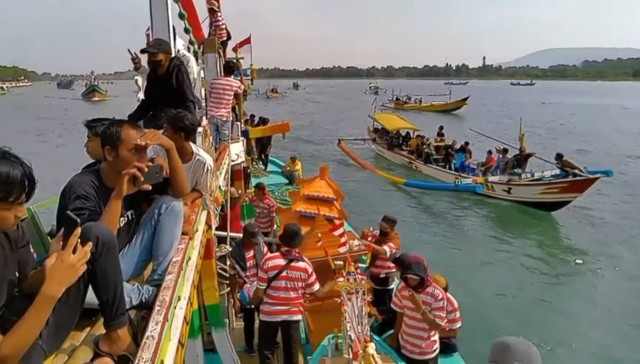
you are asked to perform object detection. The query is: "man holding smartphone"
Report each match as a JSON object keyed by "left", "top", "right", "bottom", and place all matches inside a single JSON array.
[
  {"left": 56, "top": 120, "right": 190, "bottom": 309},
  {"left": 0, "top": 147, "right": 136, "bottom": 363}
]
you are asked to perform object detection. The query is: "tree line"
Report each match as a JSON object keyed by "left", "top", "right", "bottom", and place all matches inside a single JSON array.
[{"left": 3, "top": 57, "right": 640, "bottom": 81}]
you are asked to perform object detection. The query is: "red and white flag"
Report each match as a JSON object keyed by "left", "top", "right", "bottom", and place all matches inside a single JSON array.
[
  {"left": 329, "top": 219, "right": 349, "bottom": 252},
  {"left": 232, "top": 34, "right": 252, "bottom": 54}
]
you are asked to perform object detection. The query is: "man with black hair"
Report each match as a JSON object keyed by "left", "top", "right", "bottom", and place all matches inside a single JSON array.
[
  {"left": 207, "top": 59, "right": 244, "bottom": 149},
  {"left": 81, "top": 117, "right": 114, "bottom": 171},
  {"left": 0, "top": 147, "right": 136, "bottom": 363},
  {"left": 56, "top": 120, "right": 190, "bottom": 309},
  {"left": 128, "top": 38, "right": 199, "bottom": 130},
  {"left": 251, "top": 223, "right": 336, "bottom": 364}
]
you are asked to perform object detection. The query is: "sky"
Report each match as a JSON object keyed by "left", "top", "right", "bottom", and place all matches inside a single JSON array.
[{"left": 1, "top": 0, "right": 639, "bottom": 74}]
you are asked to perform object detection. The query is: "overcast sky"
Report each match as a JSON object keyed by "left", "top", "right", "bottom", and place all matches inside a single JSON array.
[{"left": 1, "top": 0, "right": 639, "bottom": 74}]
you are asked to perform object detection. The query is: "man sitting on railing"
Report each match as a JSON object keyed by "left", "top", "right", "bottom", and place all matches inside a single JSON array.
[
  {"left": 147, "top": 109, "right": 213, "bottom": 236},
  {"left": 0, "top": 147, "right": 137, "bottom": 363},
  {"left": 56, "top": 120, "right": 190, "bottom": 309}
]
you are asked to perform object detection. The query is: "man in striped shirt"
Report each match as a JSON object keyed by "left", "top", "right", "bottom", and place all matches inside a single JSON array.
[
  {"left": 431, "top": 273, "right": 462, "bottom": 355},
  {"left": 389, "top": 255, "right": 447, "bottom": 364},
  {"left": 207, "top": 1, "right": 230, "bottom": 58},
  {"left": 250, "top": 223, "right": 336, "bottom": 364},
  {"left": 249, "top": 182, "right": 277, "bottom": 237},
  {"left": 229, "top": 223, "right": 275, "bottom": 356},
  {"left": 207, "top": 60, "right": 244, "bottom": 149},
  {"left": 361, "top": 214, "right": 401, "bottom": 335}
]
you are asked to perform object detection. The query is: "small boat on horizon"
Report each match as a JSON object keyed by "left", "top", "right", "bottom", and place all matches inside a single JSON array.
[
  {"left": 56, "top": 79, "right": 75, "bottom": 90},
  {"left": 382, "top": 95, "right": 470, "bottom": 113},
  {"left": 510, "top": 80, "right": 536, "bottom": 86},
  {"left": 444, "top": 81, "right": 469, "bottom": 86}
]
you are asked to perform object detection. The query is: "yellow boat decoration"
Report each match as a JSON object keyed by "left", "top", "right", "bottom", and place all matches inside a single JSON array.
[{"left": 382, "top": 95, "right": 470, "bottom": 113}]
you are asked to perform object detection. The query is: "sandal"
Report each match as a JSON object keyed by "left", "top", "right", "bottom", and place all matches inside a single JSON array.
[{"left": 87, "top": 335, "right": 135, "bottom": 364}]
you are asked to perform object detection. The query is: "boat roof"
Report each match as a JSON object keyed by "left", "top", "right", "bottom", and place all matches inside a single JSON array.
[{"left": 369, "top": 112, "right": 421, "bottom": 132}]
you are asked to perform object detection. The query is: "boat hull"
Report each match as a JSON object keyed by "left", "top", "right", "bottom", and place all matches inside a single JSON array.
[
  {"left": 382, "top": 96, "right": 469, "bottom": 113},
  {"left": 81, "top": 84, "right": 108, "bottom": 101},
  {"left": 367, "top": 130, "right": 601, "bottom": 212}
]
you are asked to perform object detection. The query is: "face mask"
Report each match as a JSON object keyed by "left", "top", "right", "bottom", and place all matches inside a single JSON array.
[
  {"left": 378, "top": 230, "right": 390, "bottom": 237},
  {"left": 147, "top": 59, "right": 163, "bottom": 71}
]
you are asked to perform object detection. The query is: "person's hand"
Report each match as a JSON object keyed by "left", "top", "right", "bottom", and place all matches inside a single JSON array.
[
  {"left": 129, "top": 50, "right": 143, "bottom": 71},
  {"left": 385, "top": 333, "right": 398, "bottom": 348},
  {"left": 153, "top": 155, "right": 170, "bottom": 176},
  {"left": 137, "top": 129, "right": 175, "bottom": 151},
  {"left": 48, "top": 229, "right": 65, "bottom": 254},
  {"left": 42, "top": 227, "right": 92, "bottom": 298},
  {"left": 115, "top": 162, "right": 153, "bottom": 197}
]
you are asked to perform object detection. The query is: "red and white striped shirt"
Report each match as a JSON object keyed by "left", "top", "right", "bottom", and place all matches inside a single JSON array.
[
  {"left": 251, "top": 195, "right": 277, "bottom": 233},
  {"left": 369, "top": 235, "right": 398, "bottom": 278},
  {"left": 209, "top": 11, "right": 228, "bottom": 40},
  {"left": 207, "top": 77, "right": 243, "bottom": 119},
  {"left": 257, "top": 252, "right": 320, "bottom": 321},
  {"left": 443, "top": 292, "right": 462, "bottom": 330},
  {"left": 390, "top": 282, "right": 447, "bottom": 360}
]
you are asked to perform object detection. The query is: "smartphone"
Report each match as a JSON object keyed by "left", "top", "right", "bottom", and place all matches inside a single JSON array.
[
  {"left": 134, "top": 164, "right": 164, "bottom": 187},
  {"left": 61, "top": 211, "right": 81, "bottom": 250}
]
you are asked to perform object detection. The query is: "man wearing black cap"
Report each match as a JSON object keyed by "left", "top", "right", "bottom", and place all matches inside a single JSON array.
[
  {"left": 251, "top": 223, "right": 336, "bottom": 364},
  {"left": 127, "top": 38, "right": 199, "bottom": 130},
  {"left": 361, "top": 214, "right": 402, "bottom": 336},
  {"left": 229, "top": 222, "right": 274, "bottom": 356},
  {"left": 80, "top": 117, "right": 115, "bottom": 171}
]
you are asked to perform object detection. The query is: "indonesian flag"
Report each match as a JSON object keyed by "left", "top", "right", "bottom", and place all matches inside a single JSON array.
[
  {"left": 329, "top": 219, "right": 349, "bottom": 252},
  {"left": 232, "top": 34, "right": 252, "bottom": 54}
]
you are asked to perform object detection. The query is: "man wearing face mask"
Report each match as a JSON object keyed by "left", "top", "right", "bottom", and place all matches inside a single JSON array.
[
  {"left": 360, "top": 214, "right": 402, "bottom": 336},
  {"left": 127, "top": 38, "right": 199, "bottom": 130}
]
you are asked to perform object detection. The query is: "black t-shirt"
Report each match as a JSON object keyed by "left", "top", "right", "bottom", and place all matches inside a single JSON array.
[
  {"left": 0, "top": 224, "right": 37, "bottom": 324},
  {"left": 81, "top": 160, "right": 101, "bottom": 171},
  {"left": 56, "top": 166, "right": 169, "bottom": 251}
]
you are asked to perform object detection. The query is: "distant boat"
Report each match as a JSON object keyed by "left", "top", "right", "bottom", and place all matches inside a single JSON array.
[
  {"left": 510, "top": 80, "right": 536, "bottom": 86},
  {"left": 444, "top": 81, "right": 469, "bottom": 86},
  {"left": 56, "top": 79, "right": 75, "bottom": 90},
  {"left": 0, "top": 85, "right": 7, "bottom": 95},
  {"left": 81, "top": 83, "right": 109, "bottom": 101}
]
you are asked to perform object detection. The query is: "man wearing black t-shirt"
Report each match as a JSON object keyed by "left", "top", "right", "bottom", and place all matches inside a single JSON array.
[
  {"left": 0, "top": 147, "right": 136, "bottom": 363},
  {"left": 57, "top": 120, "right": 190, "bottom": 308}
]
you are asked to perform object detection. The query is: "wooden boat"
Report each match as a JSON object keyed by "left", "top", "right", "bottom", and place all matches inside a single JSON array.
[
  {"left": 365, "top": 82, "right": 386, "bottom": 95},
  {"left": 362, "top": 112, "right": 608, "bottom": 212},
  {"left": 510, "top": 81, "right": 536, "bottom": 86},
  {"left": 80, "top": 83, "right": 109, "bottom": 101},
  {"left": 381, "top": 96, "right": 469, "bottom": 113},
  {"left": 444, "top": 81, "right": 469, "bottom": 86},
  {"left": 57, "top": 79, "right": 75, "bottom": 89}
]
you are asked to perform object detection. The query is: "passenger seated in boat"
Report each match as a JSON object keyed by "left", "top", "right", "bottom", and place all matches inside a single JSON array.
[
  {"left": 495, "top": 147, "right": 510, "bottom": 175},
  {"left": 407, "top": 135, "right": 422, "bottom": 156},
  {"left": 251, "top": 223, "right": 337, "bottom": 364},
  {"left": 56, "top": 120, "right": 189, "bottom": 309},
  {"left": 282, "top": 154, "right": 303, "bottom": 184},
  {"left": 554, "top": 152, "right": 587, "bottom": 177},
  {"left": 456, "top": 153, "right": 472, "bottom": 175},
  {"left": 395, "top": 96, "right": 401, "bottom": 102},
  {"left": 422, "top": 139, "right": 436, "bottom": 165},
  {"left": 476, "top": 149, "right": 497, "bottom": 177},
  {"left": 417, "top": 97, "right": 423, "bottom": 105},
  {"left": 0, "top": 147, "right": 137, "bottom": 363},
  {"left": 488, "top": 336, "right": 542, "bottom": 364},
  {"left": 387, "top": 254, "right": 446, "bottom": 364},
  {"left": 441, "top": 141, "right": 457, "bottom": 171},
  {"left": 81, "top": 118, "right": 115, "bottom": 171},
  {"left": 457, "top": 141, "right": 473, "bottom": 159},
  {"left": 506, "top": 146, "right": 536, "bottom": 176},
  {"left": 431, "top": 274, "right": 462, "bottom": 355},
  {"left": 402, "top": 131, "right": 412, "bottom": 147},
  {"left": 435, "top": 125, "right": 445, "bottom": 142},
  {"left": 229, "top": 223, "right": 275, "bottom": 357},
  {"left": 147, "top": 109, "right": 213, "bottom": 235},
  {"left": 360, "top": 215, "right": 401, "bottom": 336}
]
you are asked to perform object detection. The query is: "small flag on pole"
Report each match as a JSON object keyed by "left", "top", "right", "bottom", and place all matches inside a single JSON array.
[
  {"left": 145, "top": 27, "right": 152, "bottom": 45},
  {"left": 329, "top": 219, "right": 349, "bottom": 252}
]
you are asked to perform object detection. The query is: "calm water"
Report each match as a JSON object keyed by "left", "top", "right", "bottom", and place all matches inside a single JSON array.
[{"left": 1, "top": 80, "right": 639, "bottom": 363}]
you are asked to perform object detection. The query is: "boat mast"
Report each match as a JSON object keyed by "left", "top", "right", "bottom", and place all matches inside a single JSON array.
[{"left": 149, "top": 0, "right": 176, "bottom": 55}]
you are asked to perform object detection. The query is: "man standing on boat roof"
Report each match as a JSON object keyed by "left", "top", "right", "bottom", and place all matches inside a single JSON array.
[
  {"left": 360, "top": 214, "right": 401, "bottom": 336},
  {"left": 127, "top": 38, "right": 199, "bottom": 130},
  {"left": 56, "top": 120, "right": 190, "bottom": 309}
]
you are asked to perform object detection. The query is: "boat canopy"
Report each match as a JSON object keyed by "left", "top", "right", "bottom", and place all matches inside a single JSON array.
[{"left": 369, "top": 112, "right": 421, "bottom": 132}]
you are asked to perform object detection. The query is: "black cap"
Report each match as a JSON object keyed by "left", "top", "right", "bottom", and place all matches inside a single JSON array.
[
  {"left": 140, "top": 38, "right": 172, "bottom": 55},
  {"left": 242, "top": 222, "right": 263, "bottom": 244},
  {"left": 279, "top": 223, "right": 303, "bottom": 248},
  {"left": 381, "top": 214, "right": 398, "bottom": 228}
]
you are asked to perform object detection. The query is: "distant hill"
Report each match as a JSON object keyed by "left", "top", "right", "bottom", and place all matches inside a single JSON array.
[{"left": 498, "top": 47, "right": 640, "bottom": 68}]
